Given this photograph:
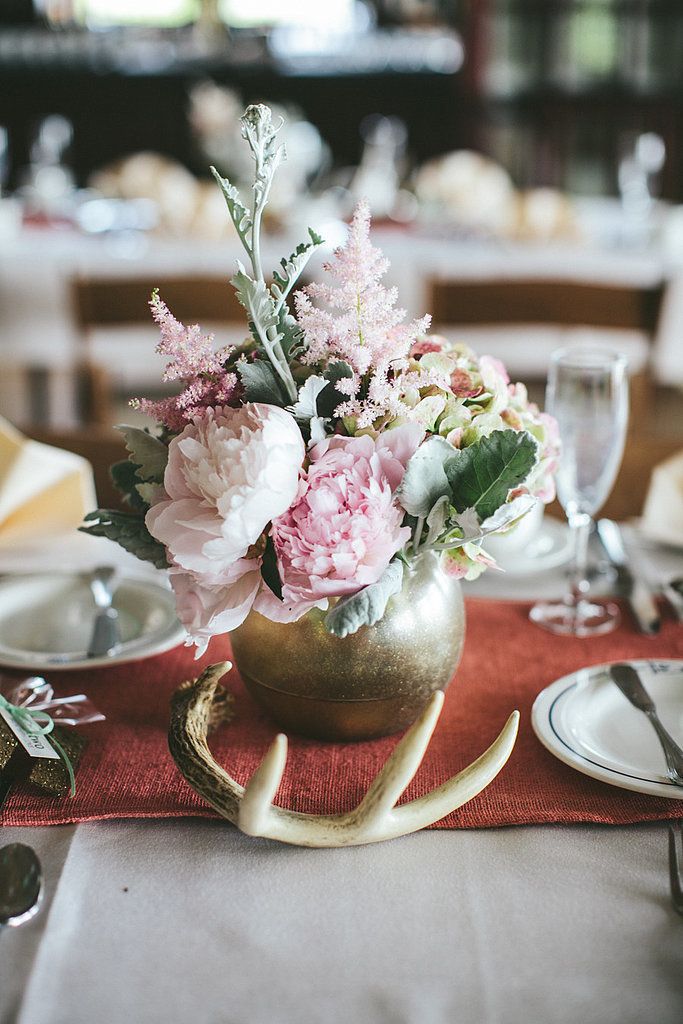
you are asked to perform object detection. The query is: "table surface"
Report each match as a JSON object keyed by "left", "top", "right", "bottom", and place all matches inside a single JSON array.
[{"left": 1, "top": 525, "right": 682, "bottom": 1024}]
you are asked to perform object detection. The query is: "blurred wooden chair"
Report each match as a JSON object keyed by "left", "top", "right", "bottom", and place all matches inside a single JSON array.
[
  {"left": 29, "top": 426, "right": 128, "bottom": 511},
  {"left": 428, "top": 277, "right": 665, "bottom": 428},
  {"left": 70, "top": 274, "right": 245, "bottom": 426}
]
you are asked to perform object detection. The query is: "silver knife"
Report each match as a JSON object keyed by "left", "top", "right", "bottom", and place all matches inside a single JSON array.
[
  {"left": 596, "top": 519, "right": 660, "bottom": 635},
  {"left": 609, "top": 663, "right": 683, "bottom": 785}
]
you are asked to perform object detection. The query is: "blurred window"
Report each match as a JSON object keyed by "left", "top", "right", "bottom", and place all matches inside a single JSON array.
[
  {"left": 218, "top": 0, "right": 355, "bottom": 29},
  {"left": 74, "top": 0, "right": 200, "bottom": 26},
  {"left": 73, "top": 0, "right": 355, "bottom": 29}
]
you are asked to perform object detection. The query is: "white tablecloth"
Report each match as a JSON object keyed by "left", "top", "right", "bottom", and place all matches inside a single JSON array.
[
  {"left": 2, "top": 822, "right": 682, "bottom": 1024},
  {"left": 1, "top": 528, "right": 682, "bottom": 1024}
]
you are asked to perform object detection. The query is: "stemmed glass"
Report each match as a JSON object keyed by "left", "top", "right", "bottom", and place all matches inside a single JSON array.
[{"left": 530, "top": 347, "right": 628, "bottom": 637}]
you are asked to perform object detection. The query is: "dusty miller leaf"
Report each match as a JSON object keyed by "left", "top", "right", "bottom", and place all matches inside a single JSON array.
[
  {"left": 425, "top": 494, "right": 450, "bottom": 545},
  {"left": 115, "top": 426, "right": 168, "bottom": 484},
  {"left": 396, "top": 435, "right": 454, "bottom": 518},
  {"left": 325, "top": 560, "right": 404, "bottom": 638},
  {"left": 452, "top": 507, "right": 481, "bottom": 541},
  {"left": 479, "top": 492, "right": 537, "bottom": 535},
  {"left": 446, "top": 430, "right": 538, "bottom": 521},
  {"left": 271, "top": 229, "right": 324, "bottom": 306},
  {"left": 210, "top": 167, "right": 252, "bottom": 251},
  {"left": 290, "top": 375, "right": 328, "bottom": 420}
]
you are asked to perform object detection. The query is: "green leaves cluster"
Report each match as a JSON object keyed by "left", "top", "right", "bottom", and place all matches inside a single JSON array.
[
  {"left": 398, "top": 429, "right": 539, "bottom": 551},
  {"left": 79, "top": 426, "right": 170, "bottom": 569}
]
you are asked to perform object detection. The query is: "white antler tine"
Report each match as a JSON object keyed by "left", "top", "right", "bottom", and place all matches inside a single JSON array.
[
  {"left": 356, "top": 690, "right": 445, "bottom": 824},
  {"left": 393, "top": 710, "right": 520, "bottom": 828},
  {"left": 238, "top": 734, "right": 288, "bottom": 837}
]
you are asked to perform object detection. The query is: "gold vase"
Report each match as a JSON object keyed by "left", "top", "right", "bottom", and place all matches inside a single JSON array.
[{"left": 230, "top": 552, "right": 466, "bottom": 742}]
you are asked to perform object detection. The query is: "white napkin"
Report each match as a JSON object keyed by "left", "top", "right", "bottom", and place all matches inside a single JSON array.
[
  {"left": 0, "top": 417, "right": 97, "bottom": 546},
  {"left": 641, "top": 449, "right": 683, "bottom": 548}
]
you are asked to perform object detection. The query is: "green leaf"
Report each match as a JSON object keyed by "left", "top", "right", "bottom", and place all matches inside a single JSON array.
[
  {"left": 115, "top": 426, "right": 168, "bottom": 484},
  {"left": 271, "top": 228, "right": 324, "bottom": 307},
  {"left": 325, "top": 560, "right": 404, "bottom": 638},
  {"left": 316, "top": 361, "right": 354, "bottom": 419},
  {"left": 237, "top": 359, "right": 287, "bottom": 406},
  {"left": 210, "top": 166, "right": 252, "bottom": 251},
  {"left": 80, "top": 510, "right": 169, "bottom": 570},
  {"left": 260, "top": 534, "right": 283, "bottom": 600},
  {"left": 396, "top": 435, "right": 454, "bottom": 518},
  {"left": 110, "top": 460, "right": 147, "bottom": 511},
  {"left": 446, "top": 430, "right": 538, "bottom": 521}
]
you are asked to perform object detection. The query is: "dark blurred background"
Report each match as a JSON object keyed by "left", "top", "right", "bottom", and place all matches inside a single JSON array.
[{"left": 2, "top": 1, "right": 683, "bottom": 199}]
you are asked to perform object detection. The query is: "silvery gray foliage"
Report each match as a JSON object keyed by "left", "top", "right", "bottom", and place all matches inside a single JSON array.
[
  {"left": 211, "top": 105, "right": 323, "bottom": 404},
  {"left": 325, "top": 560, "right": 404, "bottom": 638}
]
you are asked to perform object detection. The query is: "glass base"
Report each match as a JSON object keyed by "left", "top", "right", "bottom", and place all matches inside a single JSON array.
[{"left": 529, "top": 598, "right": 621, "bottom": 637}]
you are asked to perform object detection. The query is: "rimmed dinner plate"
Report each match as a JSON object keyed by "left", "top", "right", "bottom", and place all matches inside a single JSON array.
[
  {"left": 532, "top": 659, "right": 683, "bottom": 799},
  {"left": 0, "top": 572, "right": 185, "bottom": 670}
]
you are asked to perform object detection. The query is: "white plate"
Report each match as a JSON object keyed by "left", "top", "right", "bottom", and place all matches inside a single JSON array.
[
  {"left": 532, "top": 659, "right": 683, "bottom": 799},
  {"left": 0, "top": 572, "right": 185, "bottom": 670},
  {"left": 495, "top": 518, "right": 573, "bottom": 576}
]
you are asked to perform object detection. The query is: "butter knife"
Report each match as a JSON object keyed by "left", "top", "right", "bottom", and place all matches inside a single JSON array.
[
  {"left": 609, "top": 663, "right": 683, "bottom": 785},
  {"left": 596, "top": 519, "right": 660, "bottom": 635}
]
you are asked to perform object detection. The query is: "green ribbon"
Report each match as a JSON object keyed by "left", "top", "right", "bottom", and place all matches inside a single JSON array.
[{"left": 0, "top": 693, "right": 76, "bottom": 797}]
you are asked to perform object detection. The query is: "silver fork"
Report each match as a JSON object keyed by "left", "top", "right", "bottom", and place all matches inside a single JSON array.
[{"left": 668, "top": 821, "right": 683, "bottom": 916}]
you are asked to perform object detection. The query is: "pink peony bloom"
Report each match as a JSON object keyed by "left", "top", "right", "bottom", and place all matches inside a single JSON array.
[
  {"left": 264, "top": 424, "right": 423, "bottom": 621},
  {"left": 145, "top": 403, "right": 305, "bottom": 653}
]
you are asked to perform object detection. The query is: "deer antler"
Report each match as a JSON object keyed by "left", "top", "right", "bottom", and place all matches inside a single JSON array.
[{"left": 169, "top": 662, "right": 519, "bottom": 848}]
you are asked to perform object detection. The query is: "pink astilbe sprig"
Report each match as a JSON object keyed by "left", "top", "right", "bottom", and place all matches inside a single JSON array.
[
  {"left": 131, "top": 292, "right": 238, "bottom": 431},
  {"left": 294, "top": 201, "right": 429, "bottom": 428}
]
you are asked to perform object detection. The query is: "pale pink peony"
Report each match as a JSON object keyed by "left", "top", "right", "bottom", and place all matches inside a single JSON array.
[
  {"left": 145, "top": 403, "right": 305, "bottom": 653},
  {"left": 262, "top": 424, "right": 423, "bottom": 621}
]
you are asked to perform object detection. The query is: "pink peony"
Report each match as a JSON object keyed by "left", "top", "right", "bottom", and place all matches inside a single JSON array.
[
  {"left": 145, "top": 403, "right": 304, "bottom": 653},
  {"left": 260, "top": 424, "right": 423, "bottom": 622}
]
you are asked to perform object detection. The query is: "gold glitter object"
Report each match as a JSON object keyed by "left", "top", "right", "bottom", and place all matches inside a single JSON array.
[
  {"left": 230, "top": 551, "right": 466, "bottom": 741},
  {"left": 0, "top": 718, "right": 86, "bottom": 798}
]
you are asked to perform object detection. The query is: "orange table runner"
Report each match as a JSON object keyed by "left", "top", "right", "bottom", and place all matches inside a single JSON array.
[{"left": 3, "top": 598, "right": 682, "bottom": 828}]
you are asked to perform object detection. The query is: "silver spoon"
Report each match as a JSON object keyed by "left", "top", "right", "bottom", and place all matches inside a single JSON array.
[
  {"left": 0, "top": 843, "right": 43, "bottom": 928},
  {"left": 85, "top": 566, "right": 121, "bottom": 658}
]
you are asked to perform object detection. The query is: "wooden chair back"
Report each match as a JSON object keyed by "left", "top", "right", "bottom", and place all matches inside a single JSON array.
[
  {"left": 429, "top": 278, "right": 664, "bottom": 333},
  {"left": 429, "top": 277, "right": 665, "bottom": 429},
  {"left": 71, "top": 274, "right": 244, "bottom": 330}
]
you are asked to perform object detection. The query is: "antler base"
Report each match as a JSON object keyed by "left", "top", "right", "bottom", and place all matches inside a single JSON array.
[{"left": 169, "top": 663, "right": 519, "bottom": 848}]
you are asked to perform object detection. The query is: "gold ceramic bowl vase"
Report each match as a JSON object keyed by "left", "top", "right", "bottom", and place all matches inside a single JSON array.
[{"left": 230, "top": 552, "right": 466, "bottom": 742}]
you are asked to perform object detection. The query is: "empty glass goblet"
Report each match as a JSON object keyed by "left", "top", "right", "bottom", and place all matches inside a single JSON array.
[{"left": 530, "top": 347, "right": 628, "bottom": 636}]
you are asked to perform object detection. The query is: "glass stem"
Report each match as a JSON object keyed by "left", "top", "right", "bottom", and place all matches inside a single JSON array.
[{"left": 568, "top": 511, "right": 592, "bottom": 611}]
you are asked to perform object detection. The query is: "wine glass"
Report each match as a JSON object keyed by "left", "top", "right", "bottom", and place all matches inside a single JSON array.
[{"left": 530, "top": 347, "right": 628, "bottom": 636}]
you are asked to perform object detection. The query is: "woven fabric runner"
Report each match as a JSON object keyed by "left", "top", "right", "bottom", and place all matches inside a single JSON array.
[{"left": 2, "top": 599, "right": 683, "bottom": 829}]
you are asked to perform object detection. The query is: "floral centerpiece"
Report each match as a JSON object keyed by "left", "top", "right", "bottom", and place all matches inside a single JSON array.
[{"left": 83, "top": 105, "right": 558, "bottom": 736}]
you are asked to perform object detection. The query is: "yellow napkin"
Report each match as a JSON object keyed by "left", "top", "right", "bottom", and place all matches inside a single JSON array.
[
  {"left": 0, "top": 418, "right": 97, "bottom": 546},
  {"left": 641, "top": 450, "right": 683, "bottom": 548}
]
